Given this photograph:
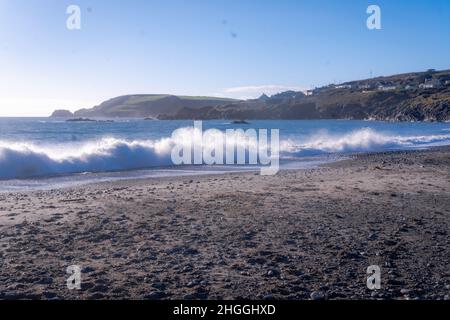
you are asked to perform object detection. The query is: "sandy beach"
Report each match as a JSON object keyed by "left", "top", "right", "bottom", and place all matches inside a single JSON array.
[{"left": 0, "top": 147, "right": 449, "bottom": 300}]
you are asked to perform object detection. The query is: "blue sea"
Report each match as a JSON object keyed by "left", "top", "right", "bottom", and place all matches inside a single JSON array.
[{"left": 1, "top": 118, "right": 450, "bottom": 190}]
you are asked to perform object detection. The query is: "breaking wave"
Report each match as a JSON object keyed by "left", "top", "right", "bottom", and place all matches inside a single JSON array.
[
  {"left": 0, "top": 138, "right": 174, "bottom": 179},
  {"left": 281, "top": 128, "right": 450, "bottom": 156},
  {"left": 1, "top": 127, "right": 450, "bottom": 179}
]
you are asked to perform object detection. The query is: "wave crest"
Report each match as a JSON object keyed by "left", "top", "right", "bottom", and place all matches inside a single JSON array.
[
  {"left": 1, "top": 127, "right": 450, "bottom": 179},
  {"left": 0, "top": 138, "right": 174, "bottom": 179},
  {"left": 282, "top": 128, "right": 450, "bottom": 156}
]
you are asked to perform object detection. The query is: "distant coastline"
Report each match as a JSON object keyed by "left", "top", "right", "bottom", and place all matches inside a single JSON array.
[{"left": 52, "top": 69, "right": 450, "bottom": 122}]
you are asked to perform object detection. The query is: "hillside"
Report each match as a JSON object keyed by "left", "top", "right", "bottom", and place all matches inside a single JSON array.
[
  {"left": 51, "top": 69, "right": 450, "bottom": 121},
  {"left": 67, "top": 95, "right": 237, "bottom": 119},
  {"left": 162, "top": 69, "right": 450, "bottom": 121}
]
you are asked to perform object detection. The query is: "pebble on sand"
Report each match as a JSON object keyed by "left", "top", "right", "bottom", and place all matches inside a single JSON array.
[{"left": 310, "top": 291, "right": 326, "bottom": 300}]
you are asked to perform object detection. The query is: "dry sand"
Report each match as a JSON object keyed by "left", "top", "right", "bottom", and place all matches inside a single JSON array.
[{"left": 0, "top": 148, "right": 449, "bottom": 300}]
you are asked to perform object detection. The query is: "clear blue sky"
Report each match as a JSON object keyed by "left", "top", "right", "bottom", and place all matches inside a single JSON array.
[{"left": 0, "top": 0, "right": 449, "bottom": 116}]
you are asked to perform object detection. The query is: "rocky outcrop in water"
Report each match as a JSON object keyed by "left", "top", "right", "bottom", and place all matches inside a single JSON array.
[{"left": 50, "top": 109, "right": 74, "bottom": 118}]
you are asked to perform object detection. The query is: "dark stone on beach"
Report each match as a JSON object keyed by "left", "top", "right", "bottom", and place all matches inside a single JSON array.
[
  {"left": 400, "top": 288, "right": 411, "bottom": 295},
  {"left": 247, "top": 257, "right": 266, "bottom": 265},
  {"left": 388, "top": 279, "right": 405, "bottom": 286},
  {"left": 299, "top": 274, "right": 313, "bottom": 281},
  {"left": 36, "top": 277, "right": 53, "bottom": 285},
  {"left": 259, "top": 250, "right": 273, "bottom": 256},
  {"left": 88, "top": 293, "right": 105, "bottom": 300},
  {"left": 91, "top": 284, "right": 109, "bottom": 293},
  {"left": 2, "top": 292, "right": 42, "bottom": 300},
  {"left": 152, "top": 282, "right": 166, "bottom": 290},
  {"left": 267, "top": 269, "right": 280, "bottom": 277},
  {"left": 111, "top": 287, "right": 128, "bottom": 295},
  {"left": 339, "top": 250, "right": 363, "bottom": 261},
  {"left": 242, "top": 231, "right": 256, "bottom": 240},
  {"left": 384, "top": 239, "right": 397, "bottom": 246},
  {"left": 275, "top": 255, "right": 290, "bottom": 263},
  {"left": 182, "top": 265, "right": 193, "bottom": 272},
  {"left": 43, "top": 291, "right": 58, "bottom": 299},
  {"left": 81, "top": 282, "right": 95, "bottom": 290},
  {"left": 82, "top": 266, "right": 96, "bottom": 273},
  {"left": 92, "top": 234, "right": 110, "bottom": 243},
  {"left": 62, "top": 255, "right": 75, "bottom": 261},
  {"left": 165, "top": 246, "right": 198, "bottom": 256},
  {"left": 143, "top": 291, "right": 166, "bottom": 300},
  {"left": 310, "top": 291, "right": 326, "bottom": 300},
  {"left": 183, "top": 248, "right": 199, "bottom": 255},
  {"left": 290, "top": 285, "right": 308, "bottom": 293},
  {"left": 195, "top": 287, "right": 209, "bottom": 299},
  {"left": 187, "top": 280, "right": 200, "bottom": 288}
]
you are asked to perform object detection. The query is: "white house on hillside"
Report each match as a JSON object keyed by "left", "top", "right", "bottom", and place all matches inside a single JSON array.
[
  {"left": 419, "top": 78, "right": 442, "bottom": 89},
  {"left": 419, "top": 83, "right": 435, "bottom": 89},
  {"left": 334, "top": 84, "right": 352, "bottom": 89},
  {"left": 378, "top": 85, "right": 397, "bottom": 91}
]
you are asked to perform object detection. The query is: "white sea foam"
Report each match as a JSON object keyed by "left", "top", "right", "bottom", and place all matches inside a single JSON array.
[
  {"left": 0, "top": 127, "right": 449, "bottom": 179},
  {"left": 281, "top": 128, "right": 450, "bottom": 155},
  {"left": 0, "top": 138, "right": 174, "bottom": 179}
]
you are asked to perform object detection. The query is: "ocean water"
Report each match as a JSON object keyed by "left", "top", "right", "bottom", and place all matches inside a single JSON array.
[{"left": 1, "top": 118, "right": 450, "bottom": 190}]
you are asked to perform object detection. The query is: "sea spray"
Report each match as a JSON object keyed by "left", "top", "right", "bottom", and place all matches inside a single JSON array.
[
  {"left": 170, "top": 121, "right": 280, "bottom": 175},
  {"left": 1, "top": 125, "right": 450, "bottom": 179}
]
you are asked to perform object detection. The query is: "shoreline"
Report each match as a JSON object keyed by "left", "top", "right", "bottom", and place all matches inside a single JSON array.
[
  {"left": 0, "top": 147, "right": 449, "bottom": 300},
  {"left": 2, "top": 144, "right": 449, "bottom": 193},
  {"left": 0, "top": 155, "right": 341, "bottom": 193}
]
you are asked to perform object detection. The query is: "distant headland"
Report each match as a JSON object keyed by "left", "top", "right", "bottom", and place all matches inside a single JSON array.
[{"left": 51, "top": 69, "right": 450, "bottom": 122}]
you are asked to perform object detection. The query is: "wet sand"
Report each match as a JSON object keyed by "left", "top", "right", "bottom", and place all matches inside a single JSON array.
[{"left": 0, "top": 147, "right": 449, "bottom": 300}]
